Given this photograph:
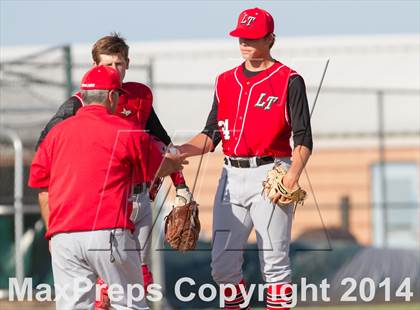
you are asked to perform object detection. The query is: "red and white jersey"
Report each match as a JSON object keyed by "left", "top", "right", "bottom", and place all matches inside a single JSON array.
[
  {"left": 76, "top": 82, "right": 153, "bottom": 129},
  {"left": 216, "top": 61, "right": 297, "bottom": 157}
]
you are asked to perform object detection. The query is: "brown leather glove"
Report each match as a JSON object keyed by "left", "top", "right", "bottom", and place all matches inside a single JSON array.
[{"left": 164, "top": 196, "right": 200, "bottom": 251}]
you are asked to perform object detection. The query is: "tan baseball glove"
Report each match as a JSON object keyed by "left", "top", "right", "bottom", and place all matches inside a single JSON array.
[
  {"left": 262, "top": 163, "right": 307, "bottom": 207},
  {"left": 164, "top": 188, "right": 200, "bottom": 251}
]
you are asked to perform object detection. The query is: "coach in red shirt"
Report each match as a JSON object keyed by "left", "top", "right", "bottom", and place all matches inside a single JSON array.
[{"left": 28, "top": 65, "right": 185, "bottom": 310}]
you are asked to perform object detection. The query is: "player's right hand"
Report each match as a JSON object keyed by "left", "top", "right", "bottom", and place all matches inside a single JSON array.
[{"left": 157, "top": 153, "right": 188, "bottom": 177}]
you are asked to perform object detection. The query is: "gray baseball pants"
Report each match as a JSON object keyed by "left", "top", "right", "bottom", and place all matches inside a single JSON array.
[
  {"left": 51, "top": 229, "right": 149, "bottom": 310},
  {"left": 211, "top": 158, "right": 293, "bottom": 285},
  {"left": 131, "top": 191, "right": 153, "bottom": 266}
]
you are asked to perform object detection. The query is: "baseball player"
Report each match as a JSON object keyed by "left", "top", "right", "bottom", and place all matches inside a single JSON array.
[
  {"left": 28, "top": 65, "right": 187, "bottom": 309},
  {"left": 36, "top": 34, "right": 193, "bottom": 309},
  {"left": 177, "top": 8, "right": 313, "bottom": 310}
]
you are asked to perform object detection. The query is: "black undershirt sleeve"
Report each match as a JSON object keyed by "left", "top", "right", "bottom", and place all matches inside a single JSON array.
[
  {"left": 201, "top": 95, "right": 222, "bottom": 149},
  {"left": 36, "top": 96, "right": 82, "bottom": 150},
  {"left": 287, "top": 75, "right": 313, "bottom": 150},
  {"left": 146, "top": 108, "right": 172, "bottom": 146}
]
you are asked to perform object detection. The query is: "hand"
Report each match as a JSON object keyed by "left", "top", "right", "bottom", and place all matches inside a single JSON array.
[
  {"left": 271, "top": 190, "right": 293, "bottom": 205},
  {"left": 281, "top": 172, "right": 298, "bottom": 190},
  {"left": 157, "top": 153, "right": 189, "bottom": 177},
  {"left": 270, "top": 173, "right": 298, "bottom": 204},
  {"left": 166, "top": 152, "right": 189, "bottom": 168},
  {"left": 262, "top": 165, "right": 301, "bottom": 206}
]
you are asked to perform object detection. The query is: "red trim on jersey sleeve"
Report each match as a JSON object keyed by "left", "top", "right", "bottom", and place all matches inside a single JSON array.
[
  {"left": 73, "top": 92, "right": 84, "bottom": 106},
  {"left": 214, "top": 75, "right": 221, "bottom": 104}
]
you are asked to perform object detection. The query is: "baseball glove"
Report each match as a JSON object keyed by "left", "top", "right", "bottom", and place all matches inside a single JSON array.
[
  {"left": 164, "top": 194, "right": 200, "bottom": 251},
  {"left": 262, "top": 163, "right": 307, "bottom": 207}
]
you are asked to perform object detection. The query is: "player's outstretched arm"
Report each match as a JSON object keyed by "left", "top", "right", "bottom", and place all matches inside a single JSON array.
[
  {"left": 36, "top": 97, "right": 82, "bottom": 149},
  {"left": 177, "top": 133, "right": 215, "bottom": 158}
]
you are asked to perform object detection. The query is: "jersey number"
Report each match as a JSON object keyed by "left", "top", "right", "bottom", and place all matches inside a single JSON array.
[{"left": 218, "top": 119, "right": 230, "bottom": 140}]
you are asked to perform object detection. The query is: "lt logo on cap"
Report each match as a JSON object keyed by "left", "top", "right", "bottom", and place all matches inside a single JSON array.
[{"left": 240, "top": 14, "right": 256, "bottom": 27}]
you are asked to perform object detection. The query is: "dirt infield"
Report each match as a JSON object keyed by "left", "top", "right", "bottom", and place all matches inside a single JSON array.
[{"left": 0, "top": 300, "right": 54, "bottom": 310}]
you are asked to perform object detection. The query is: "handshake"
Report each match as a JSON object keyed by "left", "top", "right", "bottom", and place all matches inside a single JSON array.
[{"left": 156, "top": 146, "right": 188, "bottom": 178}]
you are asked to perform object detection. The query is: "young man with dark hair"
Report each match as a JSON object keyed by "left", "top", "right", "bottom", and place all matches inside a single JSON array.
[{"left": 177, "top": 8, "right": 312, "bottom": 310}]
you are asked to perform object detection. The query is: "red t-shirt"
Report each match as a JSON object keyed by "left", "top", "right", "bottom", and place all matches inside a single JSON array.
[{"left": 28, "top": 105, "right": 163, "bottom": 239}]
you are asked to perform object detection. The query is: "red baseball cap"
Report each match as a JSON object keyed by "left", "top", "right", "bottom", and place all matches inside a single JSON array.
[
  {"left": 80, "top": 65, "right": 128, "bottom": 93},
  {"left": 229, "top": 7, "right": 274, "bottom": 39}
]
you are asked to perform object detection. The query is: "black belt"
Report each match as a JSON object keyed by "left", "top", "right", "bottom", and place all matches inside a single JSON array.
[{"left": 224, "top": 156, "right": 274, "bottom": 168}]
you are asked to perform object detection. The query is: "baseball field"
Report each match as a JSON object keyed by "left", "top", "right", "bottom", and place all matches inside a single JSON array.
[
  {"left": 1, "top": 301, "right": 419, "bottom": 310},
  {"left": 293, "top": 305, "right": 420, "bottom": 310},
  {"left": 1, "top": 1, "right": 419, "bottom": 310}
]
